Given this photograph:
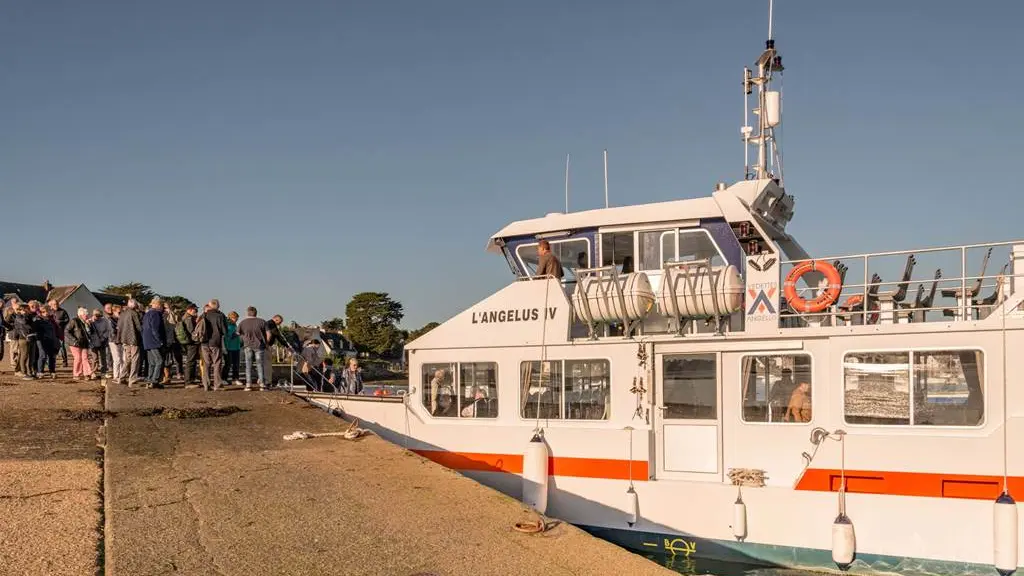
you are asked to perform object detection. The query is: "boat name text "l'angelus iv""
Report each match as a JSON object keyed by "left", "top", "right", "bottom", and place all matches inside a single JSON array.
[{"left": 471, "top": 308, "right": 557, "bottom": 324}]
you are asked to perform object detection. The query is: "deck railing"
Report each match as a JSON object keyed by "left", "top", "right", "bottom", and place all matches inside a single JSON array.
[{"left": 779, "top": 239, "right": 1023, "bottom": 327}]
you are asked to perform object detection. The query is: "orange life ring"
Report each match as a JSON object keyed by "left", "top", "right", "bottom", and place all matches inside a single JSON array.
[{"left": 783, "top": 260, "right": 843, "bottom": 313}]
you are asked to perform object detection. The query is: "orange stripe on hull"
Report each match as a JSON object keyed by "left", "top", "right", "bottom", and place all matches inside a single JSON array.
[
  {"left": 795, "top": 469, "right": 1024, "bottom": 500},
  {"left": 411, "top": 449, "right": 648, "bottom": 481}
]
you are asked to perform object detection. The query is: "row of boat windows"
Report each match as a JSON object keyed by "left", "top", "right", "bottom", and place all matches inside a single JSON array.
[
  {"left": 421, "top": 360, "right": 610, "bottom": 420},
  {"left": 731, "top": 350, "right": 983, "bottom": 427},
  {"left": 418, "top": 349, "right": 984, "bottom": 427},
  {"left": 514, "top": 228, "right": 725, "bottom": 280}
]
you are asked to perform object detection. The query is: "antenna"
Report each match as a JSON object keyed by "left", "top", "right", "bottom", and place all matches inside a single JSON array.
[
  {"left": 742, "top": 0, "right": 784, "bottom": 184},
  {"left": 603, "top": 149, "right": 609, "bottom": 208},
  {"left": 564, "top": 153, "right": 570, "bottom": 213}
]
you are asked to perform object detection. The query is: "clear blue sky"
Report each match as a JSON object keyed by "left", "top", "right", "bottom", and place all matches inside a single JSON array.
[{"left": 3, "top": 1, "right": 1021, "bottom": 329}]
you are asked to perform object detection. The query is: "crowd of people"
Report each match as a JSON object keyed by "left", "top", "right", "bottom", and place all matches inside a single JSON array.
[{"left": 0, "top": 297, "right": 365, "bottom": 394}]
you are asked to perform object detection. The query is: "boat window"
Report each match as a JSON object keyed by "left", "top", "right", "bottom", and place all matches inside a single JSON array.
[
  {"left": 677, "top": 229, "right": 725, "bottom": 267},
  {"left": 913, "top": 351, "right": 983, "bottom": 426},
  {"left": 740, "top": 354, "right": 813, "bottom": 423},
  {"left": 516, "top": 238, "right": 590, "bottom": 281},
  {"left": 520, "top": 361, "right": 563, "bottom": 420},
  {"left": 458, "top": 362, "right": 499, "bottom": 419},
  {"left": 600, "top": 232, "right": 634, "bottom": 274},
  {"left": 520, "top": 359, "right": 610, "bottom": 420},
  {"left": 423, "top": 363, "right": 458, "bottom": 418},
  {"left": 421, "top": 362, "right": 499, "bottom": 419},
  {"left": 662, "top": 354, "right": 717, "bottom": 419},
  {"left": 843, "top": 350, "right": 984, "bottom": 427},
  {"left": 564, "top": 359, "right": 610, "bottom": 420}
]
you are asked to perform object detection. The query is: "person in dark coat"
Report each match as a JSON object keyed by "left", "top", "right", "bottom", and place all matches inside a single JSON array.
[
  {"left": 8, "top": 303, "right": 38, "bottom": 379},
  {"left": 200, "top": 299, "right": 228, "bottom": 391},
  {"left": 33, "top": 308, "right": 60, "bottom": 379},
  {"left": 116, "top": 300, "right": 143, "bottom": 386},
  {"left": 65, "top": 308, "right": 94, "bottom": 381},
  {"left": 47, "top": 299, "right": 71, "bottom": 368},
  {"left": 141, "top": 298, "right": 166, "bottom": 388}
]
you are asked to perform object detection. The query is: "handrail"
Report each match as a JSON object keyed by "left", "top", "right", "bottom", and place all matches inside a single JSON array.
[{"left": 779, "top": 238, "right": 1024, "bottom": 265}]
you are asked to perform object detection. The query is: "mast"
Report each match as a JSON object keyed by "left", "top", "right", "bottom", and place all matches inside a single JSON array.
[{"left": 742, "top": 0, "right": 785, "bottom": 183}]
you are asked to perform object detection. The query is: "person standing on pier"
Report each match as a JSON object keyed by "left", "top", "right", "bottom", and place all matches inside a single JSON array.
[
  {"left": 177, "top": 304, "right": 200, "bottom": 387},
  {"left": 106, "top": 304, "right": 122, "bottom": 382},
  {"left": 223, "top": 311, "right": 242, "bottom": 386},
  {"left": 264, "top": 314, "right": 285, "bottom": 389},
  {"left": 142, "top": 298, "right": 166, "bottom": 388},
  {"left": 116, "top": 300, "right": 143, "bottom": 386},
  {"left": 65, "top": 308, "right": 94, "bottom": 381},
  {"left": 237, "top": 307, "right": 268, "bottom": 391},
  {"left": 47, "top": 299, "right": 70, "bottom": 369},
  {"left": 199, "top": 299, "right": 228, "bottom": 392},
  {"left": 34, "top": 307, "right": 59, "bottom": 379}
]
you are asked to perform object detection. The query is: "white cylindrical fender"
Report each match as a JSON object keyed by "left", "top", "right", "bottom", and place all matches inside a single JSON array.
[
  {"left": 994, "top": 493, "right": 1018, "bottom": 575},
  {"left": 832, "top": 514, "right": 856, "bottom": 568},
  {"left": 522, "top": 433, "right": 549, "bottom": 514},
  {"left": 626, "top": 486, "right": 638, "bottom": 526},
  {"left": 732, "top": 498, "right": 747, "bottom": 541}
]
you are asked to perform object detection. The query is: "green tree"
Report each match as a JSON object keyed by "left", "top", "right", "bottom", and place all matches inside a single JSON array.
[
  {"left": 101, "top": 282, "right": 156, "bottom": 306},
  {"left": 344, "top": 292, "right": 404, "bottom": 356},
  {"left": 320, "top": 317, "right": 346, "bottom": 332},
  {"left": 408, "top": 321, "right": 440, "bottom": 342},
  {"left": 160, "top": 295, "right": 197, "bottom": 315}
]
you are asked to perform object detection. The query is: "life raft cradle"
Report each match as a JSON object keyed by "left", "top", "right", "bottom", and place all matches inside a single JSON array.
[
  {"left": 662, "top": 258, "right": 729, "bottom": 336},
  {"left": 574, "top": 265, "right": 649, "bottom": 340},
  {"left": 783, "top": 260, "right": 844, "bottom": 314}
]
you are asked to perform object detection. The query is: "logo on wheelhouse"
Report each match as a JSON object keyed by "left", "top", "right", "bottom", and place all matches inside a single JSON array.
[
  {"left": 746, "top": 286, "right": 777, "bottom": 315},
  {"left": 471, "top": 307, "right": 557, "bottom": 324}
]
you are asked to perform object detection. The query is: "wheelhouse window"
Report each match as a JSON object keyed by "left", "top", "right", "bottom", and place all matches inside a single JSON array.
[
  {"left": 520, "top": 359, "right": 610, "bottom": 420},
  {"left": 676, "top": 229, "right": 725, "bottom": 267},
  {"left": 843, "top": 350, "right": 983, "bottom": 426},
  {"left": 601, "top": 232, "right": 634, "bottom": 274},
  {"left": 422, "top": 362, "right": 498, "bottom": 419},
  {"left": 516, "top": 238, "right": 590, "bottom": 281},
  {"left": 741, "top": 354, "right": 813, "bottom": 423}
]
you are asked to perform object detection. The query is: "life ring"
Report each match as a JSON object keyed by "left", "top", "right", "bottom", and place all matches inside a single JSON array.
[{"left": 783, "top": 260, "right": 843, "bottom": 313}]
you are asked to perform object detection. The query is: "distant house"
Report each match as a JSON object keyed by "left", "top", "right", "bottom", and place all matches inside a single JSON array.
[{"left": 0, "top": 280, "right": 127, "bottom": 314}]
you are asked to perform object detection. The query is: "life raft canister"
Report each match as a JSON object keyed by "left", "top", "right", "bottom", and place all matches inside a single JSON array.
[{"left": 783, "top": 260, "right": 843, "bottom": 313}]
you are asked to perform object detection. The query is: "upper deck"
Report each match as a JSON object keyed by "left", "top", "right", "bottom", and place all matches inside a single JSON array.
[{"left": 409, "top": 179, "right": 1024, "bottom": 352}]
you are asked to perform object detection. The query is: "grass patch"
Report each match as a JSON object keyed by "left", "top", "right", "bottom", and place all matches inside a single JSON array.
[
  {"left": 60, "top": 409, "right": 114, "bottom": 421},
  {"left": 132, "top": 406, "right": 246, "bottom": 419}
]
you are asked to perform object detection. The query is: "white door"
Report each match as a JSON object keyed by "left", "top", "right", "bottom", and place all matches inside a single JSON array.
[{"left": 655, "top": 352, "right": 722, "bottom": 481}]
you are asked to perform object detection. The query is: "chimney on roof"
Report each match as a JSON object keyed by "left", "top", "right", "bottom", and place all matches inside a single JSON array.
[{"left": 42, "top": 280, "right": 52, "bottom": 294}]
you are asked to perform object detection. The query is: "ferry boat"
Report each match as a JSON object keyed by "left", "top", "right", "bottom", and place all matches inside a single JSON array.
[{"left": 301, "top": 7, "right": 1023, "bottom": 575}]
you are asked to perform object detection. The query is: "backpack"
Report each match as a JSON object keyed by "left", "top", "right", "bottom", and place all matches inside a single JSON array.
[
  {"left": 175, "top": 321, "right": 191, "bottom": 345},
  {"left": 191, "top": 315, "right": 208, "bottom": 343}
]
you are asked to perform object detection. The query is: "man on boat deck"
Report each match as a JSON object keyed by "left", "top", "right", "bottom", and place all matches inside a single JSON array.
[{"left": 536, "top": 239, "right": 564, "bottom": 280}]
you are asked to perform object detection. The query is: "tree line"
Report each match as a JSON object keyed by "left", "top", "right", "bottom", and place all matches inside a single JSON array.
[{"left": 102, "top": 283, "right": 438, "bottom": 359}]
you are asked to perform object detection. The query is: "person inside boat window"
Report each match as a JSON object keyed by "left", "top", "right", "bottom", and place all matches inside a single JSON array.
[
  {"left": 768, "top": 368, "right": 795, "bottom": 421},
  {"left": 785, "top": 380, "right": 812, "bottom": 422},
  {"left": 536, "top": 240, "right": 564, "bottom": 280},
  {"left": 429, "top": 367, "right": 455, "bottom": 416}
]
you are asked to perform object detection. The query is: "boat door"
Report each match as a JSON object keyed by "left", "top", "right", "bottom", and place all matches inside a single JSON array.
[{"left": 654, "top": 352, "right": 722, "bottom": 481}]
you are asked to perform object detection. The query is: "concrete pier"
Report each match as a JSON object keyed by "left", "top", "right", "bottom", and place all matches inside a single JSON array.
[{"left": 0, "top": 371, "right": 675, "bottom": 576}]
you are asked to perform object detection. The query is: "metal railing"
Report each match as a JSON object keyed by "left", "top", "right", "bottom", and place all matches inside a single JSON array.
[{"left": 778, "top": 240, "right": 1023, "bottom": 327}]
